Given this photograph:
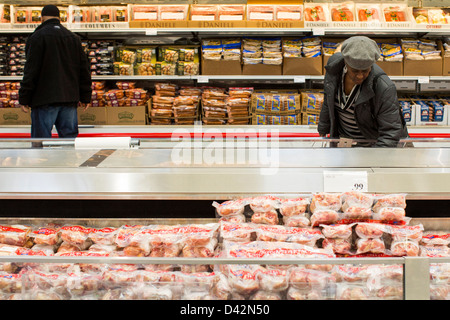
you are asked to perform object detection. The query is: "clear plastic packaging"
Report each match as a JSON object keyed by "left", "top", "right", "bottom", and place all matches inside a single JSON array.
[
  {"left": 390, "top": 240, "right": 420, "bottom": 256},
  {"left": 310, "top": 193, "right": 342, "bottom": 213},
  {"left": 283, "top": 215, "right": 310, "bottom": 227},
  {"left": 355, "top": 238, "right": 386, "bottom": 255},
  {"left": 213, "top": 199, "right": 246, "bottom": 217},
  {"left": 279, "top": 198, "right": 309, "bottom": 217},
  {"left": 355, "top": 223, "right": 387, "bottom": 239},
  {"left": 310, "top": 210, "right": 340, "bottom": 227},
  {"left": 372, "top": 194, "right": 407, "bottom": 213},
  {"left": 320, "top": 224, "right": 353, "bottom": 239}
]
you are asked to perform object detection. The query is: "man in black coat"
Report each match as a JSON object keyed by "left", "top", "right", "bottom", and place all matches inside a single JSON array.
[
  {"left": 318, "top": 36, "right": 409, "bottom": 147},
  {"left": 19, "top": 5, "right": 91, "bottom": 138}
]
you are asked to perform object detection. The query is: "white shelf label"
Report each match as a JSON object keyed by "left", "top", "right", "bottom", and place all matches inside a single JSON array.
[
  {"left": 418, "top": 77, "right": 430, "bottom": 84},
  {"left": 312, "top": 28, "right": 325, "bottom": 35},
  {"left": 145, "top": 29, "right": 158, "bottom": 36},
  {"left": 323, "top": 171, "right": 368, "bottom": 192},
  {"left": 294, "top": 76, "right": 306, "bottom": 83},
  {"left": 197, "top": 76, "right": 209, "bottom": 83}
]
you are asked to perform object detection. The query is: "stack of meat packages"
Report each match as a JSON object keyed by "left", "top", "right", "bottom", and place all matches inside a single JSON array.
[
  {"left": 202, "top": 87, "right": 253, "bottom": 125},
  {"left": 87, "top": 40, "right": 115, "bottom": 76},
  {"left": 102, "top": 81, "right": 148, "bottom": 107},
  {"left": 150, "top": 83, "right": 200, "bottom": 125},
  {"left": 0, "top": 36, "right": 26, "bottom": 76},
  {"left": 0, "top": 81, "right": 20, "bottom": 108}
]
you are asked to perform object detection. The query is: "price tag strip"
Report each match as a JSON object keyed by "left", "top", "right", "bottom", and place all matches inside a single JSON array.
[{"left": 323, "top": 171, "right": 368, "bottom": 192}]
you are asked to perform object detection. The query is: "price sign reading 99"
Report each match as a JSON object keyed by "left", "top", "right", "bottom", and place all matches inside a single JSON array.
[{"left": 323, "top": 171, "right": 368, "bottom": 193}]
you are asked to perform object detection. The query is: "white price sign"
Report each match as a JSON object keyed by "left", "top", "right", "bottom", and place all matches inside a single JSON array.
[
  {"left": 323, "top": 171, "right": 368, "bottom": 192},
  {"left": 197, "top": 76, "right": 209, "bottom": 83}
]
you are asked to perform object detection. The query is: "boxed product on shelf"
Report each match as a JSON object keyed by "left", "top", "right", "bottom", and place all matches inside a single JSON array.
[
  {"left": 157, "top": 45, "right": 200, "bottom": 76},
  {"left": 402, "top": 38, "right": 443, "bottom": 76},
  {"left": 246, "top": 4, "right": 304, "bottom": 27},
  {"left": 375, "top": 38, "right": 404, "bottom": 76},
  {"left": 218, "top": 4, "right": 246, "bottom": 21},
  {"left": 251, "top": 92, "right": 301, "bottom": 125},
  {"left": 242, "top": 37, "right": 282, "bottom": 75},
  {"left": 282, "top": 36, "right": 322, "bottom": 75},
  {"left": 410, "top": 96, "right": 449, "bottom": 126},
  {"left": 190, "top": 5, "right": 218, "bottom": 21},
  {"left": 399, "top": 97, "right": 416, "bottom": 126},
  {"left": 129, "top": 4, "right": 158, "bottom": 21},
  {"left": 0, "top": 81, "right": 29, "bottom": 124},
  {"left": 322, "top": 37, "right": 346, "bottom": 74},
  {"left": 201, "top": 38, "right": 242, "bottom": 75},
  {"left": 443, "top": 37, "right": 450, "bottom": 76},
  {"left": 304, "top": 3, "right": 330, "bottom": 27},
  {"left": 300, "top": 90, "right": 324, "bottom": 114},
  {"left": 159, "top": 4, "right": 189, "bottom": 21},
  {"left": 88, "top": 40, "right": 115, "bottom": 76},
  {"left": 69, "top": 5, "right": 128, "bottom": 28}
]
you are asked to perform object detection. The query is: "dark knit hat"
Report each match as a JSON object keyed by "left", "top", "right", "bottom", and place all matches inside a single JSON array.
[
  {"left": 41, "top": 5, "right": 60, "bottom": 17},
  {"left": 341, "top": 36, "right": 381, "bottom": 70}
]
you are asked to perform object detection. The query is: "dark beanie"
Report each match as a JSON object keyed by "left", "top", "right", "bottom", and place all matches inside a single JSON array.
[{"left": 41, "top": 5, "right": 60, "bottom": 17}]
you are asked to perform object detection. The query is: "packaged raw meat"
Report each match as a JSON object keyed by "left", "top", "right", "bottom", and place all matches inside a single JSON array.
[
  {"left": 420, "top": 231, "right": 450, "bottom": 247},
  {"left": 190, "top": 5, "right": 217, "bottom": 21},
  {"left": 310, "top": 193, "right": 342, "bottom": 213},
  {"left": 420, "top": 246, "right": 450, "bottom": 257},
  {"left": 226, "top": 265, "right": 261, "bottom": 296},
  {"left": 250, "top": 290, "right": 282, "bottom": 300},
  {"left": 330, "top": 2, "right": 355, "bottom": 22},
  {"left": 219, "top": 222, "right": 255, "bottom": 242},
  {"left": 320, "top": 224, "right": 353, "bottom": 239},
  {"left": 355, "top": 4, "right": 381, "bottom": 22},
  {"left": 59, "top": 225, "right": 93, "bottom": 248},
  {"left": 355, "top": 238, "right": 386, "bottom": 255},
  {"left": 341, "top": 191, "right": 374, "bottom": 210},
  {"left": 219, "top": 214, "right": 246, "bottom": 224},
  {"left": 391, "top": 240, "right": 420, "bottom": 256},
  {"left": 279, "top": 197, "right": 309, "bottom": 217},
  {"left": 249, "top": 196, "right": 281, "bottom": 213},
  {"left": 30, "top": 244, "right": 55, "bottom": 256},
  {"left": 283, "top": 215, "right": 310, "bottom": 227},
  {"left": 342, "top": 206, "right": 373, "bottom": 220},
  {"left": 256, "top": 267, "right": 288, "bottom": 292},
  {"left": 355, "top": 223, "right": 387, "bottom": 239},
  {"left": 336, "top": 284, "right": 369, "bottom": 300},
  {"left": 212, "top": 199, "right": 246, "bottom": 217},
  {"left": 310, "top": 210, "right": 340, "bottom": 227},
  {"left": 322, "top": 238, "right": 352, "bottom": 255},
  {"left": 130, "top": 5, "right": 158, "bottom": 21},
  {"left": 72, "top": 6, "right": 91, "bottom": 23},
  {"left": 372, "top": 194, "right": 407, "bottom": 213},
  {"left": 388, "top": 224, "right": 423, "bottom": 242},
  {"left": 287, "top": 287, "right": 323, "bottom": 300},
  {"left": 382, "top": 5, "right": 408, "bottom": 22},
  {"left": 289, "top": 267, "right": 333, "bottom": 291},
  {"left": 251, "top": 210, "right": 279, "bottom": 225},
  {"left": 0, "top": 224, "right": 31, "bottom": 247},
  {"left": 31, "top": 225, "right": 60, "bottom": 246},
  {"left": 88, "top": 227, "right": 117, "bottom": 245},
  {"left": 373, "top": 207, "right": 406, "bottom": 222},
  {"left": 303, "top": 4, "right": 328, "bottom": 21},
  {"left": 333, "top": 265, "right": 372, "bottom": 283},
  {"left": 255, "top": 225, "right": 323, "bottom": 247}
]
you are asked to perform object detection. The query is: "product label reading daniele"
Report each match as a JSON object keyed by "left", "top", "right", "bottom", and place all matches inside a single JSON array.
[{"left": 323, "top": 171, "right": 368, "bottom": 192}]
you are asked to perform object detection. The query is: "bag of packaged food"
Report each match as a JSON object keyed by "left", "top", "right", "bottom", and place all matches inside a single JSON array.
[
  {"left": 89, "top": 227, "right": 118, "bottom": 245},
  {"left": 289, "top": 267, "right": 333, "bottom": 291},
  {"left": 391, "top": 240, "right": 420, "bottom": 256},
  {"left": 310, "top": 193, "right": 342, "bottom": 213},
  {"left": 355, "top": 238, "right": 386, "bottom": 255},
  {"left": 420, "top": 231, "right": 450, "bottom": 247},
  {"left": 372, "top": 194, "right": 407, "bottom": 213},
  {"left": 341, "top": 191, "right": 374, "bottom": 211},
  {"left": 256, "top": 267, "right": 288, "bottom": 292},
  {"left": 0, "top": 225, "right": 31, "bottom": 247},
  {"left": 219, "top": 221, "right": 255, "bottom": 242},
  {"left": 251, "top": 210, "right": 279, "bottom": 225},
  {"left": 310, "top": 210, "right": 340, "bottom": 227},
  {"left": 212, "top": 199, "right": 247, "bottom": 217},
  {"left": 322, "top": 238, "right": 352, "bottom": 255},
  {"left": 283, "top": 215, "right": 310, "bottom": 227},
  {"left": 279, "top": 198, "right": 310, "bottom": 217},
  {"left": 388, "top": 224, "right": 423, "bottom": 242},
  {"left": 31, "top": 225, "right": 60, "bottom": 246},
  {"left": 320, "top": 224, "right": 354, "bottom": 239},
  {"left": 355, "top": 223, "right": 387, "bottom": 239},
  {"left": 59, "top": 225, "right": 93, "bottom": 248},
  {"left": 342, "top": 206, "right": 373, "bottom": 220},
  {"left": 373, "top": 207, "right": 407, "bottom": 222}
]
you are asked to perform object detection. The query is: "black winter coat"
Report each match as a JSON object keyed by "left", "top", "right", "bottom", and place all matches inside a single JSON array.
[
  {"left": 318, "top": 53, "right": 409, "bottom": 147},
  {"left": 19, "top": 18, "right": 91, "bottom": 108}
]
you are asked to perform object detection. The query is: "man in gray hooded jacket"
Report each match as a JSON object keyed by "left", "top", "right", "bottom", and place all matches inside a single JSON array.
[{"left": 318, "top": 36, "right": 409, "bottom": 147}]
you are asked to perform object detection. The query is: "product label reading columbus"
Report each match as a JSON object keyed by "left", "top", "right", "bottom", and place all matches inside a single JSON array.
[{"left": 323, "top": 171, "right": 368, "bottom": 192}]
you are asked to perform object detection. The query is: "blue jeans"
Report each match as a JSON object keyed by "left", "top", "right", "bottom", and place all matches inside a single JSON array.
[{"left": 31, "top": 105, "right": 78, "bottom": 138}]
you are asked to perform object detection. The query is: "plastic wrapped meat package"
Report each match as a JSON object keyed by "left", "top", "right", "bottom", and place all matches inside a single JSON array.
[
  {"left": 0, "top": 225, "right": 32, "bottom": 247},
  {"left": 248, "top": 196, "right": 281, "bottom": 225},
  {"left": 190, "top": 5, "right": 217, "bottom": 21},
  {"left": 303, "top": 3, "right": 329, "bottom": 21},
  {"left": 372, "top": 193, "right": 407, "bottom": 213},
  {"left": 355, "top": 4, "right": 381, "bottom": 22},
  {"left": 217, "top": 5, "right": 245, "bottom": 21},
  {"left": 219, "top": 221, "right": 255, "bottom": 242},
  {"left": 275, "top": 5, "right": 303, "bottom": 21},
  {"left": 330, "top": 2, "right": 355, "bottom": 22},
  {"left": 382, "top": 4, "right": 408, "bottom": 22},
  {"left": 130, "top": 5, "right": 158, "bottom": 21},
  {"left": 310, "top": 193, "right": 342, "bottom": 213},
  {"left": 254, "top": 224, "right": 324, "bottom": 247},
  {"left": 247, "top": 5, "right": 275, "bottom": 21},
  {"left": 310, "top": 210, "right": 340, "bottom": 227},
  {"left": 420, "top": 231, "right": 450, "bottom": 247},
  {"left": 412, "top": 8, "right": 449, "bottom": 25},
  {"left": 158, "top": 5, "right": 188, "bottom": 21}
]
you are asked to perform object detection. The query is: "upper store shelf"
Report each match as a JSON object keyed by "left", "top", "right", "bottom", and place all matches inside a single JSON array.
[{"left": 0, "top": 3, "right": 450, "bottom": 36}]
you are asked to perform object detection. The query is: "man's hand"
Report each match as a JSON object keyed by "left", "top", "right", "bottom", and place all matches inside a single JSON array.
[
  {"left": 21, "top": 105, "right": 30, "bottom": 113},
  {"left": 78, "top": 101, "right": 89, "bottom": 111}
]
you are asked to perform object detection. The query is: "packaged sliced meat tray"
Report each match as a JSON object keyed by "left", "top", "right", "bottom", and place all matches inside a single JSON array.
[
  {"left": 247, "top": 5, "right": 275, "bottom": 21},
  {"left": 304, "top": 4, "right": 328, "bottom": 21},
  {"left": 355, "top": 4, "right": 381, "bottom": 22},
  {"left": 159, "top": 5, "right": 188, "bottom": 21},
  {"left": 310, "top": 210, "right": 340, "bottom": 227},
  {"left": 130, "top": 5, "right": 158, "bottom": 21},
  {"left": 218, "top": 5, "right": 245, "bottom": 21},
  {"left": 330, "top": 2, "right": 355, "bottom": 22},
  {"left": 310, "top": 193, "right": 342, "bottom": 213},
  {"left": 190, "top": 5, "right": 218, "bottom": 21},
  {"left": 275, "top": 5, "right": 303, "bottom": 21},
  {"left": 382, "top": 5, "right": 408, "bottom": 22}
]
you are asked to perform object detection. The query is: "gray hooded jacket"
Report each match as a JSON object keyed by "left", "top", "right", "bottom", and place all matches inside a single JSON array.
[{"left": 318, "top": 53, "right": 409, "bottom": 147}]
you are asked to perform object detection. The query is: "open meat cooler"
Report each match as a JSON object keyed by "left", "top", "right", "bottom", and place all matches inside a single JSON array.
[{"left": 0, "top": 136, "right": 449, "bottom": 300}]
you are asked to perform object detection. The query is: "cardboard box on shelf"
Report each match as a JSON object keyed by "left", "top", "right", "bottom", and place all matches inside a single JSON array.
[
  {"left": 300, "top": 90, "right": 324, "bottom": 114},
  {"left": 77, "top": 107, "right": 107, "bottom": 125},
  {"left": 0, "top": 108, "right": 30, "bottom": 125},
  {"left": 283, "top": 56, "right": 322, "bottom": 75},
  {"left": 403, "top": 40, "right": 443, "bottom": 76},
  {"left": 375, "top": 38, "right": 403, "bottom": 76},
  {"left": 243, "top": 63, "right": 282, "bottom": 75},
  {"left": 444, "top": 56, "right": 450, "bottom": 76},
  {"left": 201, "top": 58, "right": 242, "bottom": 75},
  {"left": 322, "top": 37, "right": 348, "bottom": 74},
  {"left": 106, "top": 105, "right": 147, "bottom": 125}
]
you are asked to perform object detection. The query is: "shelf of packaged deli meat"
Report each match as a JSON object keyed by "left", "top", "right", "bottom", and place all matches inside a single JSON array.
[{"left": 0, "top": 143, "right": 450, "bottom": 200}]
